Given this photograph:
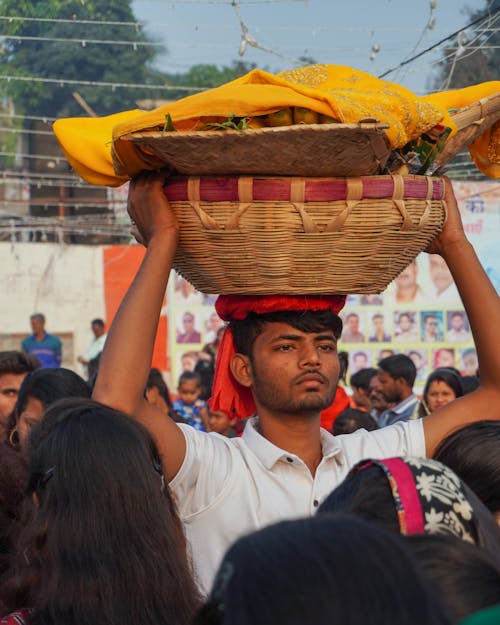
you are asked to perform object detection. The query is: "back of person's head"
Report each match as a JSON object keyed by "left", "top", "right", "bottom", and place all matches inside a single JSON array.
[
  {"left": 193, "top": 514, "right": 449, "bottom": 625},
  {"left": 146, "top": 368, "right": 173, "bottom": 409},
  {"left": 194, "top": 358, "right": 215, "bottom": 401},
  {"left": 349, "top": 367, "right": 378, "bottom": 392},
  {"left": 14, "top": 368, "right": 91, "bottom": 415},
  {"left": 461, "top": 375, "right": 480, "bottom": 394},
  {"left": 229, "top": 310, "right": 342, "bottom": 359},
  {"left": 0, "top": 351, "right": 41, "bottom": 376},
  {"left": 434, "top": 421, "right": 500, "bottom": 517},
  {"left": 318, "top": 457, "right": 500, "bottom": 553},
  {"left": 332, "top": 407, "right": 379, "bottom": 435},
  {"left": 378, "top": 354, "right": 417, "bottom": 387},
  {"left": 1, "top": 397, "right": 199, "bottom": 625},
  {"left": 404, "top": 533, "right": 500, "bottom": 624}
]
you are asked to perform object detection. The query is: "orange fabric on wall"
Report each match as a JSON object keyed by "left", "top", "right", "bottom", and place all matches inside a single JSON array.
[{"left": 102, "top": 245, "right": 168, "bottom": 372}]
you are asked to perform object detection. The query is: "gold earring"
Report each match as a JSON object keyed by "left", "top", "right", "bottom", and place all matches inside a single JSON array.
[{"left": 8, "top": 427, "right": 18, "bottom": 447}]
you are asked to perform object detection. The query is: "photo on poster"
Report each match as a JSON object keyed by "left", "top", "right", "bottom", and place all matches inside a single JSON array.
[
  {"left": 341, "top": 311, "right": 366, "bottom": 343},
  {"left": 432, "top": 347, "right": 456, "bottom": 370},
  {"left": 420, "top": 311, "right": 444, "bottom": 343},
  {"left": 367, "top": 311, "right": 391, "bottom": 343},
  {"left": 406, "top": 348, "right": 430, "bottom": 382},
  {"left": 459, "top": 347, "right": 479, "bottom": 377},
  {"left": 349, "top": 349, "right": 373, "bottom": 374},
  {"left": 176, "top": 309, "right": 203, "bottom": 345},
  {"left": 446, "top": 310, "right": 471, "bottom": 342},
  {"left": 393, "top": 311, "right": 419, "bottom": 343}
]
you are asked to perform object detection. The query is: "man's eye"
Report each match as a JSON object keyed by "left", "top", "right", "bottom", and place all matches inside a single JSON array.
[
  {"left": 2, "top": 390, "right": 17, "bottom": 397},
  {"left": 319, "top": 344, "right": 335, "bottom": 352},
  {"left": 277, "top": 344, "right": 293, "bottom": 351}
]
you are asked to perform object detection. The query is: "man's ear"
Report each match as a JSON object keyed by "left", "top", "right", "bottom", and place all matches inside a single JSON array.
[{"left": 230, "top": 353, "right": 253, "bottom": 388}]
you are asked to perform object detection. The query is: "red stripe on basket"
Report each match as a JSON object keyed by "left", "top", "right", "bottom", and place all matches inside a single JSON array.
[{"left": 163, "top": 176, "right": 444, "bottom": 202}]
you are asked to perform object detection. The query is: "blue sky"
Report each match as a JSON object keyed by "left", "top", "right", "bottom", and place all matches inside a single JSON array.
[{"left": 131, "top": 0, "right": 491, "bottom": 94}]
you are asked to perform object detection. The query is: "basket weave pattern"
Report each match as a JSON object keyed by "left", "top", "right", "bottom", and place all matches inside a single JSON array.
[{"left": 164, "top": 174, "right": 446, "bottom": 295}]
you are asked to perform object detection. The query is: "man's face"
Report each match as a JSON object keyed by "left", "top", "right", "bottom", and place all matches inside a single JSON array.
[
  {"left": 377, "top": 370, "right": 402, "bottom": 404},
  {"left": 372, "top": 316, "right": 384, "bottom": 331},
  {"left": 247, "top": 322, "right": 339, "bottom": 417},
  {"left": 409, "top": 352, "right": 422, "bottom": 370},
  {"left": 353, "top": 354, "right": 368, "bottom": 370},
  {"left": 436, "top": 350, "right": 455, "bottom": 368},
  {"left": 368, "top": 375, "right": 389, "bottom": 412},
  {"left": 395, "top": 263, "right": 417, "bottom": 288},
  {"left": 30, "top": 317, "right": 44, "bottom": 335},
  {"left": 463, "top": 352, "right": 478, "bottom": 376},
  {"left": 346, "top": 315, "right": 359, "bottom": 333},
  {"left": 399, "top": 315, "right": 411, "bottom": 332},
  {"left": 0, "top": 372, "right": 26, "bottom": 428},
  {"left": 451, "top": 314, "right": 464, "bottom": 331},
  {"left": 183, "top": 314, "right": 195, "bottom": 331},
  {"left": 92, "top": 322, "right": 105, "bottom": 338},
  {"left": 425, "top": 317, "right": 438, "bottom": 336},
  {"left": 429, "top": 255, "right": 453, "bottom": 294}
]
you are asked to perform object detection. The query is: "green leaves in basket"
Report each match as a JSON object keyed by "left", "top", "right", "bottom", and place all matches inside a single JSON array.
[
  {"left": 162, "top": 113, "right": 175, "bottom": 133},
  {"left": 202, "top": 113, "right": 250, "bottom": 131}
]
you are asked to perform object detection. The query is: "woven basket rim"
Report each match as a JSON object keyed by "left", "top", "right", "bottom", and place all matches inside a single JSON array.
[{"left": 122, "top": 120, "right": 391, "bottom": 142}]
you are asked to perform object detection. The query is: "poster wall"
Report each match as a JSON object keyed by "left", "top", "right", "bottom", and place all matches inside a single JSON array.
[{"left": 166, "top": 180, "right": 499, "bottom": 393}]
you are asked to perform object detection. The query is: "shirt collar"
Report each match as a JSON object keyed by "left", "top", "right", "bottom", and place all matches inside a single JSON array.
[
  {"left": 392, "top": 393, "right": 418, "bottom": 414},
  {"left": 242, "top": 416, "right": 343, "bottom": 470}
]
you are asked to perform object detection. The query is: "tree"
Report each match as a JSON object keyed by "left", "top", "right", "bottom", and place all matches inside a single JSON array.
[
  {"left": 432, "top": 0, "right": 499, "bottom": 89},
  {"left": 0, "top": 0, "right": 168, "bottom": 118}
]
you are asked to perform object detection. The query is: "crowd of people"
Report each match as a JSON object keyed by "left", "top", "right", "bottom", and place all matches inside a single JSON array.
[{"left": 0, "top": 172, "right": 499, "bottom": 625}]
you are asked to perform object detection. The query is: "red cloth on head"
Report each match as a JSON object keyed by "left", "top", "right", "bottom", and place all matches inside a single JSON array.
[{"left": 210, "top": 294, "right": 346, "bottom": 419}]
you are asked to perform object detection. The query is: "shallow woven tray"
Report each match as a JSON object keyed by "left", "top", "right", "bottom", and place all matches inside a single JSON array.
[
  {"left": 163, "top": 174, "right": 447, "bottom": 295},
  {"left": 122, "top": 122, "right": 392, "bottom": 177},
  {"left": 437, "top": 91, "right": 500, "bottom": 166}
]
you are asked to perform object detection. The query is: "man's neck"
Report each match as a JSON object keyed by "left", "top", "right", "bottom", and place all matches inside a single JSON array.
[
  {"left": 34, "top": 331, "right": 46, "bottom": 340},
  {"left": 397, "top": 387, "right": 414, "bottom": 403},
  {"left": 257, "top": 412, "right": 323, "bottom": 477}
]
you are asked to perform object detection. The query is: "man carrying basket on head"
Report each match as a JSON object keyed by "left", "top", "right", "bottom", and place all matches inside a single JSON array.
[{"left": 93, "top": 171, "right": 500, "bottom": 594}]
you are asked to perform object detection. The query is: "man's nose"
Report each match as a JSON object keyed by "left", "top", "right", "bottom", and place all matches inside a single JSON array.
[{"left": 299, "top": 342, "right": 321, "bottom": 366}]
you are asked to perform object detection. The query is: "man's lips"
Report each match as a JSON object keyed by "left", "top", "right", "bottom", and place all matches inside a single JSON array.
[{"left": 295, "top": 372, "right": 327, "bottom": 386}]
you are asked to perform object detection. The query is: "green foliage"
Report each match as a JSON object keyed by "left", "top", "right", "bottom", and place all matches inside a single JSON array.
[
  {"left": 431, "top": 0, "right": 499, "bottom": 89},
  {"left": 0, "top": 0, "right": 167, "bottom": 119}
]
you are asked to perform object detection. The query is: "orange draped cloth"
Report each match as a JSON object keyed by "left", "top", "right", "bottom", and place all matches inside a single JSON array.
[{"left": 52, "top": 64, "right": 500, "bottom": 185}]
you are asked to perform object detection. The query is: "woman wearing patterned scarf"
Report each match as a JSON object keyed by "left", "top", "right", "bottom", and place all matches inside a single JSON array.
[{"left": 318, "top": 456, "right": 500, "bottom": 566}]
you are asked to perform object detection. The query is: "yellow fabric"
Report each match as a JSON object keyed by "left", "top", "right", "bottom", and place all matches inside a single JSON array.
[{"left": 52, "top": 64, "right": 500, "bottom": 186}]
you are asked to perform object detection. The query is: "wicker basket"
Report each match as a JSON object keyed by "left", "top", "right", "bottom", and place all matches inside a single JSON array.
[
  {"left": 435, "top": 91, "right": 500, "bottom": 167},
  {"left": 163, "top": 174, "right": 446, "bottom": 295},
  {"left": 122, "top": 121, "right": 392, "bottom": 177}
]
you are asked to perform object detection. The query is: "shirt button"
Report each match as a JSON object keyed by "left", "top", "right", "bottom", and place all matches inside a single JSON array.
[
  {"left": 313, "top": 499, "right": 319, "bottom": 507},
  {"left": 286, "top": 457, "right": 294, "bottom": 463}
]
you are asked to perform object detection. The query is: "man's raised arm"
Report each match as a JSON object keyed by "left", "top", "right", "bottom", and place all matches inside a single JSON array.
[
  {"left": 92, "top": 171, "right": 187, "bottom": 480},
  {"left": 423, "top": 177, "right": 500, "bottom": 456}
]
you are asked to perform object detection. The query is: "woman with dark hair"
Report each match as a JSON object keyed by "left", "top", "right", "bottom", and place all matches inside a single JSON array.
[
  {"left": 417, "top": 367, "right": 464, "bottom": 418},
  {"left": 193, "top": 514, "right": 450, "bottom": 625},
  {"left": 7, "top": 368, "right": 91, "bottom": 454},
  {"left": 1, "top": 397, "right": 200, "bottom": 625},
  {"left": 434, "top": 421, "right": 500, "bottom": 522},
  {"left": 403, "top": 533, "right": 500, "bottom": 624},
  {"left": 318, "top": 456, "right": 500, "bottom": 566}
]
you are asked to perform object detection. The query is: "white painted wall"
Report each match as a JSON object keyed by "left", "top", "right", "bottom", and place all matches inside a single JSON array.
[{"left": 0, "top": 242, "right": 106, "bottom": 374}]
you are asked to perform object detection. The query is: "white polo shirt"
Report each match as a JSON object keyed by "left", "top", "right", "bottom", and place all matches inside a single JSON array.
[{"left": 170, "top": 417, "right": 425, "bottom": 594}]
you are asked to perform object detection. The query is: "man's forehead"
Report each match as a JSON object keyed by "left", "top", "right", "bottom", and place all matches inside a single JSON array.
[
  {"left": 0, "top": 372, "right": 26, "bottom": 388},
  {"left": 258, "top": 321, "right": 337, "bottom": 340}
]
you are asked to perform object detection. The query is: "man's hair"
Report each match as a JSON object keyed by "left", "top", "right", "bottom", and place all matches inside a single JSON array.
[
  {"left": 229, "top": 310, "right": 343, "bottom": 359},
  {"left": 345, "top": 313, "right": 359, "bottom": 321},
  {"left": 178, "top": 370, "right": 201, "bottom": 388},
  {"left": 333, "top": 408, "right": 379, "bottom": 435},
  {"left": 0, "top": 351, "right": 41, "bottom": 376},
  {"left": 30, "top": 313, "right": 45, "bottom": 324},
  {"left": 378, "top": 354, "right": 417, "bottom": 388},
  {"left": 372, "top": 313, "right": 384, "bottom": 321},
  {"left": 350, "top": 367, "right": 378, "bottom": 392},
  {"left": 424, "top": 314, "right": 438, "bottom": 323},
  {"left": 91, "top": 318, "right": 105, "bottom": 328},
  {"left": 398, "top": 312, "right": 411, "bottom": 322}
]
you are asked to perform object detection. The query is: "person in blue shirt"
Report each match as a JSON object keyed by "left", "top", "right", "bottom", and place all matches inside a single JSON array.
[{"left": 21, "top": 313, "right": 62, "bottom": 369}]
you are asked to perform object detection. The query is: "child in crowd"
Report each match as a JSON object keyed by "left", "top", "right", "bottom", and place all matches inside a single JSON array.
[
  {"left": 208, "top": 409, "right": 238, "bottom": 438},
  {"left": 172, "top": 371, "right": 209, "bottom": 431}
]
